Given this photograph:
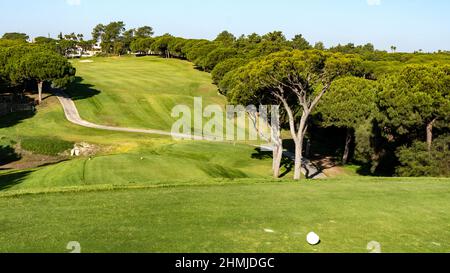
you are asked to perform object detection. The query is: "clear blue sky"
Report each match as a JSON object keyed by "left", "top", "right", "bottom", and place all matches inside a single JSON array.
[{"left": 0, "top": 0, "right": 449, "bottom": 52}]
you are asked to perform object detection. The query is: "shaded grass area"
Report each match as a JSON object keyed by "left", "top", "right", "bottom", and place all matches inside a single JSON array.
[
  {"left": 0, "top": 177, "right": 449, "bottom": 253},
  {"left": 0, "top": 171, "right": 32, "bottom": 191},
  {"left": 0, "top": 137, "right": 20, "bottom": 166},
  {"left": 0, "top": 145, "right": 20, "bottom": 165},
  {"left": 0, "top": 111, "right": 36, "bottom": 129}
]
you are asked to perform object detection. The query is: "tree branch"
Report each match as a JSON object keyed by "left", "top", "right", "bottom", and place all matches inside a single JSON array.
[
  {"left": 309, "top": 82, "right": 331, "bottom": 112},
  {"left": 273, "top": 86, "right": 298, "bottom": 140}
]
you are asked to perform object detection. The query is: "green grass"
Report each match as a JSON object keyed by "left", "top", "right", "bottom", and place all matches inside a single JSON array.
[
  {"left": 0, "top": 177, "right": 449, "bottom": 253},
  {"left": 0, "top": 142, "right": 273, "bottom": 192},
  {"left": 0, "top": 136, "right": 15, "bottom": 146},
  {"left": 69, "top": 56, "right": 225, "bottom": 131},
  {"left": 0, "top": 97, "right": 168, "bottom": 148}
]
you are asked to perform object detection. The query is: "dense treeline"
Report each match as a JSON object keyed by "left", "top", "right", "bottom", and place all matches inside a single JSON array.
[{"left": 1, "top": 23, "right": 449, "bottom": 177}]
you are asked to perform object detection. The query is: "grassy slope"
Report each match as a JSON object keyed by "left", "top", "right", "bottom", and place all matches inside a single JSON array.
[
  {"left": 0, "top": 95, "right": 168, "bottom": 147},
  {"left": 0, "top": 177, "right": 449, "bottom": 253},
  {"left": 0, "top": 142, "right": 272, "bottom": 192},
  {"left": 70, "top": 56, "right": 225, "bottom": 130}
]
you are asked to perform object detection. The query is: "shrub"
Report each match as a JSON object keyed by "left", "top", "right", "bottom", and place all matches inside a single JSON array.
[
  {"left": 0, "top": 137, "right": 20, "bottom": 165},
  {"left": 0, "top": 145, "right": 20, "bottom": 165},
  {"left": 396, "top": 136, "right": 450, "bottom": 177}
]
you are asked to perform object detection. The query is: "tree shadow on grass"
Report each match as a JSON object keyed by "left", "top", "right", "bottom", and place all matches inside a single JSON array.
[
  {"left": 198, "top": 163, "right": 249, "bottom": 179},
  {"left": 64, "top": 77, "right": 101, "bottom": 101},
  {"left": 0, "top": 170, "right": 32, "bottom": 191},
  {"left": 251, "top": 148, "right": 294, "bottom": 178},
  {"left": 0, "top": 111, "right": 36, "bottom": 129},
  {"left": 36, "top": 159, "right": 70, "bottom": 169}
]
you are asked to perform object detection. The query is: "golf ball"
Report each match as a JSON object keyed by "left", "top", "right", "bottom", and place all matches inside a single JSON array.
[{"left": 307, "top": 232, "right": 320, "bottom": 245}]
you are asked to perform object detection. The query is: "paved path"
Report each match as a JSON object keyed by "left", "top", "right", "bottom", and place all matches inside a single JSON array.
[{"left": 55, "top": 90, "right": 326, "bottom": 179}]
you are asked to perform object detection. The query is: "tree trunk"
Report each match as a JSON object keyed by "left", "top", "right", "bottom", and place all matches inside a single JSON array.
[
  {"left": 293, "top": 115, "right": 308, "bottom": 180},
  {"left": 37, "top": 81, "right": 43, "bottom": 104},
  {"left": 293, "top": 138, "right": 303, "bottom": 180},
  {"left": 247, "top": 109, "right": 284, "bottom": 179},
  {"left": 342, "top": 128, "right": 353, "bottom": 165},
  {"left": 272, "top": 145, "right": 283, "bottom": 178},
  {"left": 271, "top": 116, "right": 283, "bottom": 178},
  {"left": 427, "top": 118, "right": 437, "bottom": 152},
  {"left": 272, "top": 147, "right": 278, "bottom": 171}
]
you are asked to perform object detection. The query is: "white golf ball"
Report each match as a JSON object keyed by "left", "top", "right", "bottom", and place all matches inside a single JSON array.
[{"left": 307, "top": 232, "right": 320, "bottom": 245}]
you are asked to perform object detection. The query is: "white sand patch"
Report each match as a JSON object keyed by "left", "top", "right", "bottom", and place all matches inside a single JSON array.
[
  {"left": 79, "top": 60, "right": 94, "bottom": 63},
  {"left": 264, "top": 229, "right": 275, "bottom": 233}
]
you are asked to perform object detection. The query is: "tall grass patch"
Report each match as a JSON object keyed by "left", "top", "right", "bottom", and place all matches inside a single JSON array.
[{"left": 21, "top": 137, "right": 74, "bottom": 156}]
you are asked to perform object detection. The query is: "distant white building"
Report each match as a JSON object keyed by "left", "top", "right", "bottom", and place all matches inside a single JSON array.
[{"left": 69, "top": 42, "right": 102, "bottom": 58}]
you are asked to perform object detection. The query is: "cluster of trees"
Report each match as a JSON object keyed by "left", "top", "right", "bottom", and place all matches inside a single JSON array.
[
  {"left": 126, "top": 29, "right": 449, "bottom": 178},
  {"left": 92, "top": 22, "right": 154, "bottom": 55},
  {"left": 33, "top": 32, "right": 94, "bottom": 57},
  {"left": 1, "top": 32, "right": 29, "bottom": 42},
  {"left": 0, "top": 39, "right": 75, "bottom": 103},
  {"left": 316, "top": 64, "right": 449, "bottom": 177}
]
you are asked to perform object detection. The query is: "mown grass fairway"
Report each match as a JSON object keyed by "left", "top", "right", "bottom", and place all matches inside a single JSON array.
[
  {"left": 0, "top": 57, "right": 449, "bottom": 253},
  {"left": 0, "top": 178, "right": 449, "bottom": 253},
  {"left": 70, "top": 56, "right": 225, "bottom": 130}
]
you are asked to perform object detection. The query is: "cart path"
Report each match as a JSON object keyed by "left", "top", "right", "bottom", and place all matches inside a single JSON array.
[{"left": 55, "top": 90, "right": 203, "bottom": 140}]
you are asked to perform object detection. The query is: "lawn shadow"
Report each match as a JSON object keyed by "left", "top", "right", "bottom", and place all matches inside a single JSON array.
[
  {"left": 0, "top": 111, "right": 36, "bottom": 129},
  {"left": 37, "top": 159, "right": 70, "bottom": 168},
  {"left": 252, "top": 148, "right": 293, "bottom": 178},
  {"left": 0, "top": 170, "right": 32, "bottom": 191},
  {"left": 64, "top": 76, "right": 101, "bottom": 101}
]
